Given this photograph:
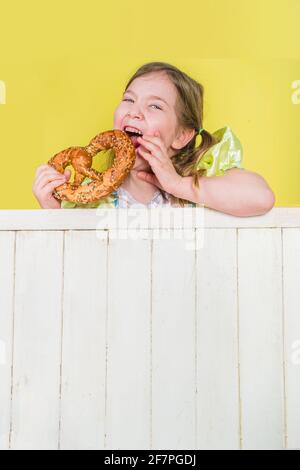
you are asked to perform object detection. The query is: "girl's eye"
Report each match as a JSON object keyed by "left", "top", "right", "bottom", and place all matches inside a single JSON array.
[{"left": 122, "top": 99, "right": 162, "bottom": 110}]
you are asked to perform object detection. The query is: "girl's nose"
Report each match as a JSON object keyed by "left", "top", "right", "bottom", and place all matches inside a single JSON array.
[{"left": 126, "top": 105, "right": 143, "bottom": 119}]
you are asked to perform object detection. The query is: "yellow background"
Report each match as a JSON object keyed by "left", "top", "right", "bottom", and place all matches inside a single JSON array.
[{"left": 0, "top": 0, "right": 299, "bottom": 209}]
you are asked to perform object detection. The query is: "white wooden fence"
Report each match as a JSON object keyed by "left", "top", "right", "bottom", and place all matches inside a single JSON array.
[{"left": 0, "top": 207, "right": 300, "bottom": 450}]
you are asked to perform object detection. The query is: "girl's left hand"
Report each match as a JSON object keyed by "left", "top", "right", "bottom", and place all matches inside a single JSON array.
[{"left": 136, "top": 130, "right": 182, "bottom": 194}]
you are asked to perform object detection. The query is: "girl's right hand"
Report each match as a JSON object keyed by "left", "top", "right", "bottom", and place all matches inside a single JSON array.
[{"left": 32, "top": 165, "right": 71, "bottom": 209}]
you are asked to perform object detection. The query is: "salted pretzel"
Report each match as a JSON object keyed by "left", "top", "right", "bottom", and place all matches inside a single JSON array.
[{"left": 47, "top": 129, "right": 136, "bottom": 204}]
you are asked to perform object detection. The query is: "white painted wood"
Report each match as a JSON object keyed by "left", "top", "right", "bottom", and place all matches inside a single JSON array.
[
  {"left": 282, "top": 228, "right": 300, "bottom": 450},
  {"left": 152, "top": 229, "right": 196, "bottom": 450},
  {"left": 59, "top": 230, "right": 108, "bottom": 450},
  {"left": 0, "top": 232, "right": 15, "bottom": 450},
  {"left": 196, "top": 228, "right": 240, "bottom": 450},
  {"left": 0, "top": 207, "right": 299, "bottom": 231},
  {"left": 10, "top": 231, "right": 63, "bottom": 450},
  {"left": 105, "top": 234, "right": 152, "bottom": 450},
  {"left": 0, "top": 208, "right": 299, "bottom": 450},
  {"left": 238, "top": 228, "right": 284, "bottom": 450}
]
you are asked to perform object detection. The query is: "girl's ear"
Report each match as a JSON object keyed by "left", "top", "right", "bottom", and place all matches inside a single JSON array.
[{"left": 171, "top": 127, "right": 196, "bottom": 150}]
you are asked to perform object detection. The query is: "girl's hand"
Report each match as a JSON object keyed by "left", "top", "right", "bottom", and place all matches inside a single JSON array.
[
  {"left": 136, "top": 130, "right": 182, "bottom": 194},
  {"left": 32, "top": 164, "right": 71, "bottom": 209}
]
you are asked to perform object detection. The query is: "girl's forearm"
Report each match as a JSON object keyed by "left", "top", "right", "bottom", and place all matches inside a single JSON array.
[{"left": 172, "top": 169, "right": 276, "bottom": 217}]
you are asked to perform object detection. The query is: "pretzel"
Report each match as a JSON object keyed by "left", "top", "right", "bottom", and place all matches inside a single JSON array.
[{"left": 47, "top": 130, "right": 136, "bottom": 204}]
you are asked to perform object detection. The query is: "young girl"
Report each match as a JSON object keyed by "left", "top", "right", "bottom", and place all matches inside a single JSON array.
[{"left": 32, "top": 62, "right": 275, "bottom": 216}]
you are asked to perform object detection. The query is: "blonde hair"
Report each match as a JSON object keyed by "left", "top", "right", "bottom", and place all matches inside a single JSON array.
[{"left": 124, "top": 62, "right": 218, "bottom": 207}]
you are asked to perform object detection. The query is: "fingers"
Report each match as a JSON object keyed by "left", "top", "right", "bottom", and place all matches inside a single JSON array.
[
  {"left": 137, "top": 171, "right": 162, "bottom": 189},
  {"left": 37, "top": 180, "right": 67, "bottom": 204},
  {"left": 34, "top": 165, "right": 61, "bottom": 184},
  {"left": 40, "top": 179, "right": 67, "bottom": 194},
  {"left": 33, "top": 165, "right": 68, "bottom": 191},
  {"left": 137, "top": 134, "right": 167, "bottom": 156},
  {"left": 33, "top": 171, "right": 66, "bottom": 194},
  {"left": 137, "top": 171, "right": 154, "bottom": 183},
  {"left": 137, "top": 147, "right": 163, "bottom": 170},
  {"left": 34, "top": 170, "right": 65, "bottom": 189},
  {"left": 38, "top": 173, "right": 67, "bottom": 191},
  {"left": 35, "top": 164, "right": 58, "bottom": 179},
  {"left": 32, "top": 164, "right": 71, "bottom": 209},
  {"left": 137, "top": 146, "right": 151, "bottom": 161},
  {"left": 35, "top": 164, "right": 71, "bottom": 182},
  {"left": 137, "top": 137, "right": 160, "bottom": 155}
]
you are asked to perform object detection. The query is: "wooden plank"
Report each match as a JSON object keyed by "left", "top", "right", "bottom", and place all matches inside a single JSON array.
[
  {"left": 196, "top": 228, "right": 240, "bottom": 449},
  {"left": 282, "top": 228, "right": 300, "bottom": 450},
  {"left": 59, "top": 230, "right": 108, "bottom": 450},
  {"left": 10, "top": 231, "right": 63, "bottom": 450},
  {"left": 0, "top": 232, "right": 15, "bottom": 450},
  {"left": 0, "top": 220, "right": 297, "bottom": 450},
  {"left": 105, "top": 233, "right": 151, "bottom": 450},
  {"left": 0, "top": 208, "right": 299, "bottom": 231},
  {"left": 152, "top": 229, "right": 196, "bottom": 449},
  {"left": 238, "top": 228, "right": 284, "bottom": 449}
]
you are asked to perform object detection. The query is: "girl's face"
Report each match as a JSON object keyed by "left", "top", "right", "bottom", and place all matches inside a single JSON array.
[{"left": 113, "top": 72, "right": 181, "bottom": 172}]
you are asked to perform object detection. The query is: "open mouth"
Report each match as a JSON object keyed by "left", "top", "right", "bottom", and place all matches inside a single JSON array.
[{"left": 123, "top": 128, "right": 143, "bottom": 148}]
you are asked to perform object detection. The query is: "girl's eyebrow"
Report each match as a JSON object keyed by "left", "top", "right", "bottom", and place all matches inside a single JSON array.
[{"left": 124, "top": 89, "right": 169, "bottom": 107}]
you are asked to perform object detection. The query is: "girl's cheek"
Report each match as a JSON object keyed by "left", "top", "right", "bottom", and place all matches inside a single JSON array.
[
  {"left": 113, "top": 107, "right": 121, "bottom": 124},
  {"left": 113, "top": 104, "right": 128, "bottom": 127}
]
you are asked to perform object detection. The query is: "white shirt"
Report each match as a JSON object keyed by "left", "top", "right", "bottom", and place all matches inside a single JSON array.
[{"left": 116, "top": 186, "right": 173, "bottom": 208}]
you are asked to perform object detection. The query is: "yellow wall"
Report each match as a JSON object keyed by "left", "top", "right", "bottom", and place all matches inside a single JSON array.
[{"left": 0, "top": 0, "right": 299, "bottom": 209}]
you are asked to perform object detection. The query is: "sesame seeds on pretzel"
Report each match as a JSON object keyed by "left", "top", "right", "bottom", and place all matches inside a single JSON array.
[{"left": 47, "top": 130, "right": 136, "bottom": 204}]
